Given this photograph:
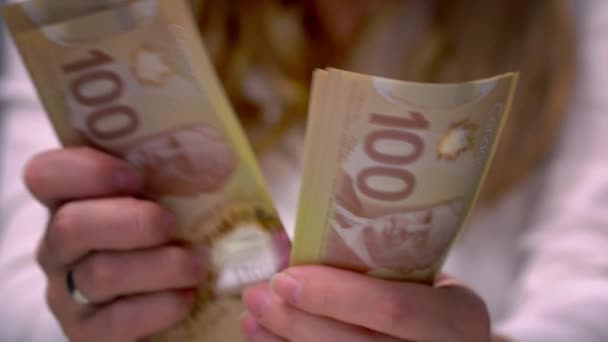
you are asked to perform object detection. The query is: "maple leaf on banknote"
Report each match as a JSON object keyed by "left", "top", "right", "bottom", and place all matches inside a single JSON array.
[
  {"left": 437, "top": 119, "right": 479, "bottom": 161},
  {"left": 131, "top": 46, "right": 174, "bottom": 86}
]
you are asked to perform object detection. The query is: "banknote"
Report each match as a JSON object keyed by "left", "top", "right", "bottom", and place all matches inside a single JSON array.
[
  {"left": 3, "top": 0, "right": 290, "bottom": 340},
  {"left": 292, "top": 69, "right": 518, "bottom": 283}
]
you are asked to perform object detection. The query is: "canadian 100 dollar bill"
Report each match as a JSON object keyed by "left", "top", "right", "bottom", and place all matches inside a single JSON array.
[
  {"left": 291, "top": 69, "right": 518, "bottom": 283},
  {"left": 3, "top": 0, "right": 290, "bottom": 341}
]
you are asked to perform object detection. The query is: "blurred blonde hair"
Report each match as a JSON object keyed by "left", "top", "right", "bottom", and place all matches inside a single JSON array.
[{"left": 192, "top": 0, "right": 576, "bottom": 205}]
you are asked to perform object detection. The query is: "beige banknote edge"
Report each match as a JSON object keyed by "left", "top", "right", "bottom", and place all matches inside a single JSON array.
[
  {"left": 316, "top": 70, "right": 360, "bottom": 262},
  {"left": 291, "top": 69, "right": 353, "bottom": 266},
  {"left": 329, "top": 68, "right": 517, "bottom": 89},
  {"left": 291, "top": 70, "right": 328, "bottom": 265},
  {"left": 291, "top": 69, "right": 364, "bottom": 266}
]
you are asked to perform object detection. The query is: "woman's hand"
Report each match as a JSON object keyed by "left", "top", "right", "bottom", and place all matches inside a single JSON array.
[
  {"left": 241, "top": 266, "right": 491, "bottom": 342},
  {"left": 25, "top": 147, "right": 207, "bottom": 342}
]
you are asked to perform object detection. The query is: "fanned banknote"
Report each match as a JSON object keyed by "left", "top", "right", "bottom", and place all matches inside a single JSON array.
[
  {"left": 3, "top": 0, "right": 290, "bottom": 340},
  {"left": 291, "top": 69, "right": 518, "bottom": 283}
]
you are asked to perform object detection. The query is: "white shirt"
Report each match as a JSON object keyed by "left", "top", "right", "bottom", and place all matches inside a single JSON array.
[
  {"left": 1, "top": 1, "right": 608, "bottom": 341},
  {"left": 0, "top": 22, "right": 65, "bottom": 341}
]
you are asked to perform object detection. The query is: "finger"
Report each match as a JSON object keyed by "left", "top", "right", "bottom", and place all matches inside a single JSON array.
[
  {"left": 73, "top": 246, "right": 207, "bottom": 303},
  {"left": 434, "top": 274, "right": 492, "bottom": 341},
  {"left": 240, "top": 311, "right": 287, "bottom": 342},
  {"left": 269, "top": 266, "right": 471, "bottom": 341},
  {"left": 84, "top": 290, "right": 195, "bottom": 342},
  {"left": 25, "top": 147, "right": 141, "bottom": 207},
  {"left": 243, "top": 283, "right": 403, "bottom": 342},
  {"left": 42, "top": 198, "right": 175, "bottom": 270},
  {"left": 46, "top": 276, "right": 195, "bottom": 342}
]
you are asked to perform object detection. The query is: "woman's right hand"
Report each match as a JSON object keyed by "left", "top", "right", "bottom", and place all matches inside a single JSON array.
[{"left": 25, "top": 147, "right": 207, "bottom": 342}]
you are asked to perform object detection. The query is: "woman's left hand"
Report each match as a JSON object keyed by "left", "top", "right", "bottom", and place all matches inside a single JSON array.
[{"left": 241, "top": 266, "right": 491, "bottom": 342}]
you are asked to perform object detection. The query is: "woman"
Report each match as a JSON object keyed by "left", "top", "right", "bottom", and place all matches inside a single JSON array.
[{"left": 2, "top": 0, "right": 608, "bottom": 341}]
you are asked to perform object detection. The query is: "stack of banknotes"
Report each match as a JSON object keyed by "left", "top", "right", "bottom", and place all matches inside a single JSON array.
[
  {"left": 3, "top": 0, "right": 518, "bottom": 340},
  {"left": 291, "top": 69, "right": 517, "bottom": 283}
]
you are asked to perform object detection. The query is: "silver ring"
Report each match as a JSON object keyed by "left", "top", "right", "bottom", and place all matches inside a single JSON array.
[{"left": 66, "top": 270, "right": 91, "bottom": 305}]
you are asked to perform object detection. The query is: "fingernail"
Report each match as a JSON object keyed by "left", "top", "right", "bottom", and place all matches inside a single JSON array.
[
  {"left": 192, "top": 246, "right": 209, "bottom": 278},
  {"left": 240, "top": 311, "right": 260, "bottom": 342},
  {"left": 115, "top": 168, "right": 139, "bottom": 190},
  {"left": 271, "top": 273, "right": 302, "bottom": 305},
  {"left": 243, "top": 286, "right": 271, "bottom": 318}
]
